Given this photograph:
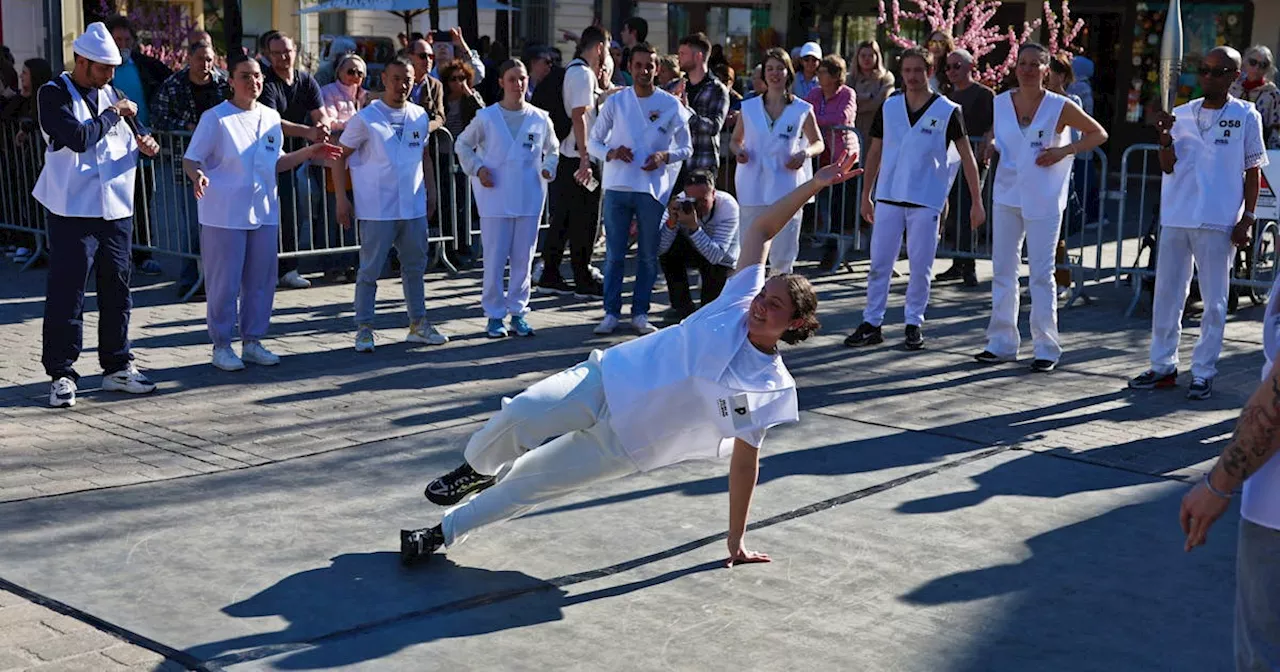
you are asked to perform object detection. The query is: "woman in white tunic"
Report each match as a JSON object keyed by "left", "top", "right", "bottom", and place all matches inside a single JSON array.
[
  {"left": 400, "top": 151, "right": 865, "bottom": 568},
  {"left": 183, "top": 55, "right": 342, "bottom": 371},
  {"left": 456, "top": 59, "right": 558, "bottom": 338},
  {"left": 730, "top": 47, "right": 824, "bottom": 274},
  {"left": 974, "top": 43, "right": 1106, "bottom": 373}
]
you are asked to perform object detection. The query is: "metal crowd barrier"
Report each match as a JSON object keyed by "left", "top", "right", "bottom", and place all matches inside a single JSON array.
[
  {"left": 0, "top": 119, "right": 48, "bottom": 271},
  {"left": 1117, "top": 143, "right": 1280, "bottom": 316}
]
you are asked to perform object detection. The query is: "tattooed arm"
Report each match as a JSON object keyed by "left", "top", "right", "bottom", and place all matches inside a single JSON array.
[{"left": 1179, "top": 368, "right": 1280, "bottom": 551}]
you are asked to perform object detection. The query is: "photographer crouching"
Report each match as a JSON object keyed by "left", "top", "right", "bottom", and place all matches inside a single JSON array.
[{"left": 659, "top": 168, "right": 741, "bottom": 322}]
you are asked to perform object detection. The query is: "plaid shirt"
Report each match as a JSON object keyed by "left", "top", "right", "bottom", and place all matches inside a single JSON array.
[
  {"left": 683, "top": 75, "right": 729, "bottom": 173},
  {"left": 150, "top": 67, "right": 230, "bottom": 132}
]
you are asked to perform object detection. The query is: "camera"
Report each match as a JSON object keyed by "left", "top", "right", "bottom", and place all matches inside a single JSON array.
[
  {"left": 677, "top": 195, "right": 695, "bottom": 214},
  {"left": 433, "top": 30, "right": 453, "bottom": 43}
]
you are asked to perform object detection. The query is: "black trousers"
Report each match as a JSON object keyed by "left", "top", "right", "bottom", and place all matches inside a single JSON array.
[
  {"left": 541, "top": 156, "right": 601, "bottom": 287},
  {"left": 42, "top": 213, "right": 134, "bottom": 381},
  {"left": 659, "top": 232, "right": 730, "bottom": 319}
]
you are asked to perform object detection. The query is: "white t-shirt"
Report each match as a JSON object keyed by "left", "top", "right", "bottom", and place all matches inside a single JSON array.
[
  {"left": 371, "top": 100, "right": 408, "bottom": 140},
  {"left": 713, "top": 264, "right": 781, "bottom": 448},
  {"left": 184, "top": 101, "right": 284, "bottom": 229},
  {"left": 559, "top": 59, "right": 599, "bottom": 158}
]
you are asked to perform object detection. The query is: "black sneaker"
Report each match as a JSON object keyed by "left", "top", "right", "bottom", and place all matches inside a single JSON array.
[
  {"left": 1030, "top": 359, "right": 1057, "bottom": 373},
  {"left": 573, "top": 280, "right": 604, "bottom": 299},
  {"left": 935, "top": 264, "right": 965, "bottom": 282},
  {"left": 974, "top": 350, "right": 1012, "bottom": 364},
  {"left": 424, "top": 463, "right": 496, "bottom": 506},
  {"left": 843, "top": 322, "right": 883, "bottom": 347},
  {"left": 400, "top": 525, "right": 444, "bottom": 566},
  {"left": 904, "top": 325, "right": 924, "bottom": 350},
  {"left": 536, "top": 277, "right": 575, "bottom": 296},
  {"left": 962, "top": 271, "right": 978, "bottom": 288},
  {"left": 1186, "top": 377, "right": 1213, "bottom": 400},
  {"left": 1128, "top": 369, "right": 1177, "bottom": 390}
]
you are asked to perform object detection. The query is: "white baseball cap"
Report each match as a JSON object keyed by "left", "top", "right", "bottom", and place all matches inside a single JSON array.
[
  {"left": 798, "top": 42, "right": 822, "bottom": 61},
  {"left": 73, "top": 22, "right": 122, "bottom": 66}
]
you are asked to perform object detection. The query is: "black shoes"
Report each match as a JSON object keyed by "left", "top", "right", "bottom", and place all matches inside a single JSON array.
[
  {"left": 400, "top": 525, "right": 444, "bottom": 566},
  {"left": 904, "top": 325, "right": 924, "bottom": 351},
  {"left": 973, "top": 350, "right": 1009, "bottom": 364},
  {"left": 1030, "top": 359, "right": 1057, "bottom": 373},
  {"left": 935, "top": 264, "right": 965, "bottom": 282},
  {"left": 961, "top": 270, "right": 978, "bottom": 287},
  {"left": 1128, "top": 368, "right": 1178, "bottom": 390},
  {"left": 425, "top": 463, "right": 496, "bottom": 506},
  {"left": 536, "top": 277, "right": 575, "bottom": 296},
  {"left": 843, "top": 322, "right": 883, "bottom": 347},
  {"left": 573, "top": 280, "right": 604, "bottom": 299}
]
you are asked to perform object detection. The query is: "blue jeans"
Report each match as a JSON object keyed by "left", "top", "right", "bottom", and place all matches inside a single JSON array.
[{"left": 602, "top": 189, "right": 665, "bottom": 318}]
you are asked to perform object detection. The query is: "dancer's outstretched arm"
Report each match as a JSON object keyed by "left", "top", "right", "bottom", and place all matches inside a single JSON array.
[{"left": 736, "top": 150, "right": 862, "bottom": 273}]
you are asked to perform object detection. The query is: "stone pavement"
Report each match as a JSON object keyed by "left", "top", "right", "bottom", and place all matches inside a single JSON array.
[{"left": 0, "top": 248, "right": 1269, "bottom": 671}]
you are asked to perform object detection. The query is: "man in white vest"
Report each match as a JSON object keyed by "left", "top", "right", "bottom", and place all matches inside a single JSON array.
[
  {"left": 334, "top": 57, "right": 447, "bottom": 353},
  {"left": 1179, "top": 275, "right": 1280, "bottom": 670},
  {"left": 587, "top": 42, "right": 693, "bottom": 336},
  {"left": 400, "top": 151, "right": 864, "bottom": 567},
  {"left": 843, "top": 46, "right": 985, "bottom": 351},
  {"left": 33, "top": 22, "right": 160, "bottom": 408},
  {"left": 1129, "top": 46, "right": 1267, "bottom": 401}
]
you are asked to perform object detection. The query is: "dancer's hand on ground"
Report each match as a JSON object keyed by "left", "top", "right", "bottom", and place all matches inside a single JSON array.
[
  {"left": 726, "top": 537, "right": 771, "bottom": 568},
  {"left": 861, "top": 192, "right": 875, "bottom": 225},
  {"left": 1233, "top": 218, "right": 1253, "bottom": 248},
  {"left": 478, "top": 167, "right": 495, "bottom": 188},
  {"left": 969, "top": 202, "right": 987, "bottom": 230},
  {"left": 813, "top": 150, "right": 862, "bottom": 189},
  {"left": 1179, "top": 477, "right": 1230, "bottom": 552}
]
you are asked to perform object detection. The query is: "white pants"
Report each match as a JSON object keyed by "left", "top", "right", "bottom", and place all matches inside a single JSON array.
[
  {"left": 441, "top": 354, "right": 639, "bottom": 546},
  {"left": 985, "top": 203, "right": 1062, "bottom": 361},
  {"left": 480, "top": 216, "right": 541, "bottom": 320},
  {"left": 863, "top": 202, "right": 941, "bottom": 327},
  {"left": 741, "top": 205, "right": 802, "bottom": 275},
  {"left": 1150, "top": 225, "right": 1235, "bottom": 379}
]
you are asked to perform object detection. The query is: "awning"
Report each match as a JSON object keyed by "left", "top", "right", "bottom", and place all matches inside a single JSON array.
[{"left": 299, "top": 0, "right": 517, "bottom": 13}]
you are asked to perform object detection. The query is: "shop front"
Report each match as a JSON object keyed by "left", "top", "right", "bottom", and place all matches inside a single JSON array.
[{"left": 665, "top": 0, "right": 774, "bottom": 78}]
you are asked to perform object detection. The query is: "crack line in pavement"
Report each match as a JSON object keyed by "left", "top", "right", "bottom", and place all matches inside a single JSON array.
[
  {"left": 203, "top": 443, "right": 1014, "bottom": 669},
  {"left": 0, "top": 575, "right": 206, "bottom": 671}
]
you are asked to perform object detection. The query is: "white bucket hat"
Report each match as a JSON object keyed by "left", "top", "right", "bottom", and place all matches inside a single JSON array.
[{"left": 73, "top": 22, "right": 123, "bottom": 66}]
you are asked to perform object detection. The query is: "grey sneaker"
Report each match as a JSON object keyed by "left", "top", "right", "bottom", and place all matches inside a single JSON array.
[
  {"left": 355, "top": 325, "right": 375, "bottom": 353},
  {"left": 1187, "top": 377, "right": 1212, "bottom": 400}
]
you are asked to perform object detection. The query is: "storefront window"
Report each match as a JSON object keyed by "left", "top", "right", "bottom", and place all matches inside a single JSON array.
[
  {"left": 1128, "top": 2, "right": 1250, "bottom": 122},
  {"left": 705, "top": 6, "right": 770, "bottom": 76}
]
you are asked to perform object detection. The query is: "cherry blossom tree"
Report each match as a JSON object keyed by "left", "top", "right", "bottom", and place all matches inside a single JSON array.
[{"left": 877, "top": 0, "right": 1085, "bottom": 87}]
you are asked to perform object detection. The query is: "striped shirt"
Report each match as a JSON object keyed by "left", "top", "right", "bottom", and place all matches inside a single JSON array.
[{"left": 659, "top": 191, "right": 740, "bottom": 267}]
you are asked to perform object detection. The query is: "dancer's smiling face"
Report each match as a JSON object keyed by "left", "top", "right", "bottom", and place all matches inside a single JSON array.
[{"left": 748, "top": 276, "right": 802, "bottom": 343}]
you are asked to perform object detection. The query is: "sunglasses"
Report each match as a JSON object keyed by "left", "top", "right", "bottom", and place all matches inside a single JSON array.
[
  {"left": 450, "top": 75, "right": 467, "bottom": 82},
  {"left": 1199, "top": 64, "right": 1236, "bottom": 78},
  {"left": 1249, "top": 57, "right": 1271, "bottom": 69},
  {"left": 345, "top": 68, "right": 365, "bottom": 77}
]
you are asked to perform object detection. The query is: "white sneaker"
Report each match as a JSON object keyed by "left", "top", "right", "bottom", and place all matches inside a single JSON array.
[
  {"left": 278, "top": 270, "right": 311, "bottom": 289},
  {"left": 589, "top": 265, "right": 604, "bottom": 284},
  {"left": 241, "top": 341, "right": 281, "bottom": 366},
  {"left": 406, "top": 320, "right": 449, "bottom": 345},
  {"left": 49, "top": 377, "right": 76, "bottom": 408},
  {"left": 101, "top": 364, "right": 157, "bottom": 394},
  {"left": 593, "top": 314, "right": 620, "bottom": 335},
  {"left": 631, "top": 314, "right": 658, "bottom": 335},
  {"left": 212, "top": 346, "right": 245, "bottom": 371}
]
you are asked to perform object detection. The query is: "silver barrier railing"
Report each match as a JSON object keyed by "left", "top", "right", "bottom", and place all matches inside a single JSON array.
[
  {"left": 1117, "top": 142, "right": 1280, "bottom": 316},
  {"left": 0, "top": 119, "right": 48, "bottom": 271}
]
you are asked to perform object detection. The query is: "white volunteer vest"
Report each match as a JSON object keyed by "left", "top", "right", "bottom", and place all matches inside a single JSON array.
[
  {"left": 347, "top": 102, "right": 430, "bottom": 221},
  {"left": 874, "top": 94, "right": 961, "bottom": 211},
  {"left": 188, "top": 101, "right": 284, "bottom": 229},
  {"left": 991, "top": 90, "right": 1073, "bottom": 220},
  {"left": 1160, "top": 98, "right": 1256, "bottom": 230},
  {"left": 600, "top": 88, "right": 690, "bottom": 204},
  {"left": 599, "top": 272, "right": 799, "bottom": 472},
  {"left": 469, "top": 104, "right": 553, "bottom": 218},
  {"left": 735, "top": 95, "right": 814, "bottom": 207},
  {"left": 33, "top": 74, "right": 138, "bottom": 220},
  {"left": 1243, "top": 275, "right": 1280, "bottom": 530}
]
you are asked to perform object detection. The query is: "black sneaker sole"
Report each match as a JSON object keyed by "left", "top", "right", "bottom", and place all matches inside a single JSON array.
[
  {"left": 424, "top": 477, "right": 496, "bottom": 506},
  {"left": 1186, "top": 390, "right": 1212, "bottom": 400},
  {"left": 536, "top": 286, "right": 574, "bottom": 296},
  {"left": 1128, "top": 374, "right": 1177, "bottom": 390},
  {"left": 400, "top": 529, "right": 432, "bottom": 566},
  {"left": 905, "top": 339, "right": 924, "bottom": 351}
]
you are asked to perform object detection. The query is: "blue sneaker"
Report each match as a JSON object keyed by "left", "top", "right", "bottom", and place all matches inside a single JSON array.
[
  {"left": 486, "top": 318, "right": 508, "bottom": 339},
  {"left": 510, "top": 315, "right": 535, "bottom": 337}
]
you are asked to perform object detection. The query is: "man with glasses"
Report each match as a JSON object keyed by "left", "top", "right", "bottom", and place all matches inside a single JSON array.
[
  {"left": 938, "top": 48, "right": 993, "bottom": 287},
  {"left": 258, "top": 33, "right": 330, "bottom": 290},
  {"left": 1129, "top": 46, "right": 1267, "bottom": 401},
  {"left": 408, "top": 39, "right": 445, "bottom": 132}
]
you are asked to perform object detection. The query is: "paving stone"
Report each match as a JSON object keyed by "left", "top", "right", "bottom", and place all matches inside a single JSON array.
[{"left": 19, "top": 630, "right": 119, "bottom": 662}]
